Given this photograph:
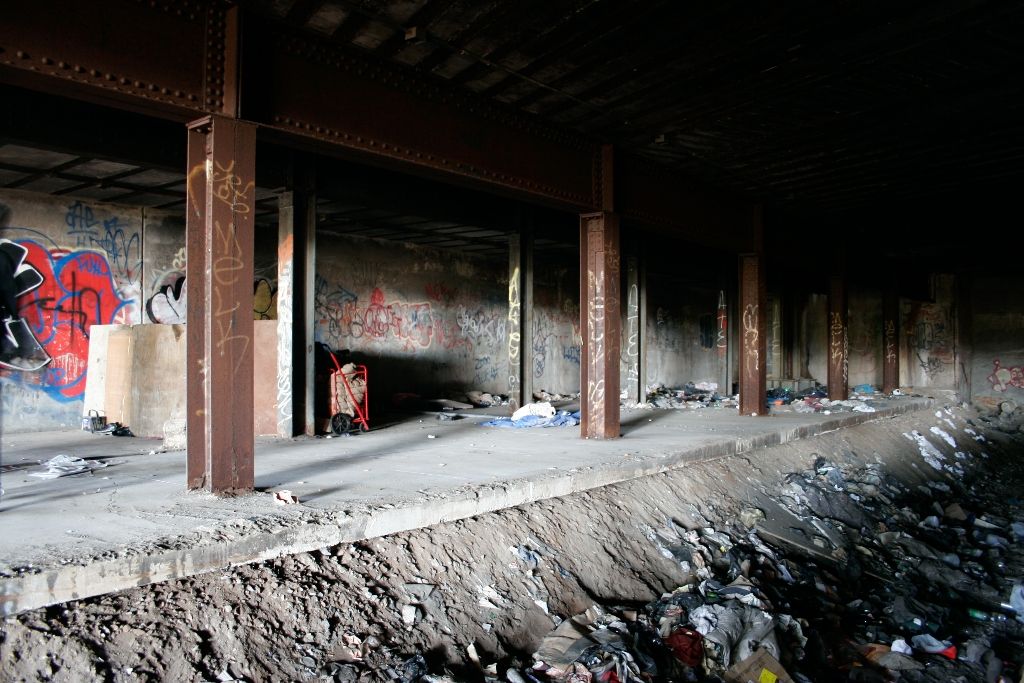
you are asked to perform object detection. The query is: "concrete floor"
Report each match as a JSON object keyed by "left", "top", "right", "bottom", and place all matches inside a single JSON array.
[{"left": 0, "top": 397, "right": 933, "bottom": 615}]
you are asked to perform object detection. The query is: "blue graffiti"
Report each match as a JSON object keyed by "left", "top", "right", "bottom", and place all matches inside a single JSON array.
[
  {"left": 89, "top": 216, "right": 141, "bottom": 276},
  {"left": 65, "top": 201, "right": 98, "bottom": 247},
  {"left": 562, "top": 345, "right": 582, "bottom": 365}
]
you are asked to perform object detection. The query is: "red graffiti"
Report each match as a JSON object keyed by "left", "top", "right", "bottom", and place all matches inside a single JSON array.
[
  {"left": 14, "top": 241, "right": 131, "bottom": 400},
  {"left": 988, "top": 359, "right": 1024, "bottom": 393}
]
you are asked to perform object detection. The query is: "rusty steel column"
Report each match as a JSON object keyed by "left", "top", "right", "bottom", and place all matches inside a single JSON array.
[
  {"left": 738, "top": 253, "right": 767, "bottom": 415},
  {"left": 185, "top": 115, "right": 257, "bottom": 494},
  {"left": 882, "top": 288, "right": 900, "bottom": 394},
  {"left": 579, "top": 212, "right": 621, "bottom": 438},
  {"left": 828, "top": 275, "right": 849, "bottom": 401}
]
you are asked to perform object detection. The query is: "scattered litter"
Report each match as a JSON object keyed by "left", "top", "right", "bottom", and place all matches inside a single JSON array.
[
  {"left": 512, "top": 402, "right": 556, "bottom": 421},
  {"left": 273, "top": 490, "right": 299, "bottom": 505},
  {"left": 30, "top": 454, "right": 108, "bottom": 479},
  {"left": 641, "top": 382, "right": 738, "bottom": 410}
]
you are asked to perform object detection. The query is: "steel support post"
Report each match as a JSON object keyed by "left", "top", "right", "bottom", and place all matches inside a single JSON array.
[
  {"left": 506, "top": 230, "right": 531, "bottom": 412},
  {"left": 738, "top": 253, "right": 767, "bottom": 415},
  {"left": 275, "top": 166, "right": 315, "bottom": 437},
  {"left": 185, "top": 115, "right": 256, "bottom": 494},
  {"left": 579, "top": 211, "right": 621, "bottom": 438},
  {"left": 827, "top": 275, "right": 849, "bottom": 401},
  {"left": 624, "top": 256, "right": 642, "bottom": 404}
]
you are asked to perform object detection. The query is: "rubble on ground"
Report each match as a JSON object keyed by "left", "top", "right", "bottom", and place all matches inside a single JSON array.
[
  {"left": 638, "top": 383, "right": 738, "bottom": 410},
  {"left": 3, "top": 404, "right": 1023, "bottom": 683}
]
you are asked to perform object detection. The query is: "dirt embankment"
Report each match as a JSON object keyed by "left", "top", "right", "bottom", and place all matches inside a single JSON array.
[{"left": 2, "top": 404, "right": 1022, "bottom": 682}]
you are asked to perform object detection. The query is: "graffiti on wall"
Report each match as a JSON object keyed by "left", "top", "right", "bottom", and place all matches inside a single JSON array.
[
  {"left": 988, "top": 359, "right": 1024, "bottom": 393},
  {"left": 907, "top": 304, "right": 953, "bottom": 380},
  {"left": 315, "top": 278, "right": 474, "bottom": 354},
  {"left": 716, "top": 290, "right": 727, "bottom": 357},
  {"left": 829, "top": 311, "right": 849, "bottom": 384},
  {"left": 2, "top": 236, "right": 135, "bottom": 400},
  {"left": 144, "top": 261, "right": 277, "bottom": 325},
  {"left": 624, "top": 283, "right": 640, "bottom": 387},
  {"left": 742, "top": 303, "right": 759, "bottom": 375},
  {"left": 0, "top": 239, "right": 50, "bottom": 371}
]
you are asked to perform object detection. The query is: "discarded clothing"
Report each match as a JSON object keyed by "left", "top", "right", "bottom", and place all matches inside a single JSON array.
[{"left": 481, "top": 410, "right": 581, "bottom": 429}]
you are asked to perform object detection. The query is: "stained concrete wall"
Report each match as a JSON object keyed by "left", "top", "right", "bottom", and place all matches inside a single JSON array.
[
  {"left": 848, "top": 289, "right": 883, "bottom": 389},
  {"left": 0, "top": 189, "right": 143, "bottom": 430},
  {"left": 532, "top": 258, "right": 581, "bottom": 395},
  {"left": 314, "top": 234, "right": 508, "bottom": 404},
  {"left": 644, "top": 277, "right": 721, "bottom": 389},
  {"left": 805, "top": 293, "right": 828, "bottom": 384},
  {"left": 901, "top": 274, "right": 956, "bottom": 390},
  {"left": 968, "top": 274, "right": 1024, "bottom": 409}
]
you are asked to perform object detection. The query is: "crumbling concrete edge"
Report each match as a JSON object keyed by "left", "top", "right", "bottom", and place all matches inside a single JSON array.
[{"left": 0, "top": 398, "right": 934, "bottom": 616}]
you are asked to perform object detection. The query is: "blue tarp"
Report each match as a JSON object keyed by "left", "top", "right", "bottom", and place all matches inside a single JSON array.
[{"left": 481, "top": 410, "right": 582, "bottom": 428}]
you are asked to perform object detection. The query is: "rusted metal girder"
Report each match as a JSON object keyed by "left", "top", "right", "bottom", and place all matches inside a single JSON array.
[
  {"left": 185, "top": 115, "right": 256, "bottom": 494},
  {"left": 247, "top": 17, "right": 597, "bottom": 211},
  {"left": 882, "top": 288, "right": 900, "bottom": 394},
  {"left": 827, "top": 275, "right": 849, "bottom": 401},
  {"left": 580, "top": 212, "right": 621, "bottom": 439},
  {"left": 0, "top": 0, "right": 217, "bottom": 119},
  {"left": 0, "top": 3, "right": 755, "bottom": 246},
  {"left": 738, "top": 253, "right": 767, "bottom": 415}
]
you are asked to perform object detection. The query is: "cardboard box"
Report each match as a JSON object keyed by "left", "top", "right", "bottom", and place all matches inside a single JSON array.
[{"left": 724, "top": 649, "right": 793, "bottom": 683}]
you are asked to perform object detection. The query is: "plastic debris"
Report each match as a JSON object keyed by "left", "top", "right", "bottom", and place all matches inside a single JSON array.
[
  {"left": 30, "top": 454, "right": 108, "bottom": 479},
  {"left": 273, "top": 490, "right": 299, "bottom": 504}
]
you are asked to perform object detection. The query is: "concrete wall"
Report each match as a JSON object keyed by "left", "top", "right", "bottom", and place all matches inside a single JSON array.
[
  {"left": 142, "top": 211, "right": 186, "bottom": 324},
  {"left": 969, "top": 274, "right": 1024, "bottom": 409},
  {"left": 532, "top": 258, "right": 581, "bottom": 395},
  {"left": 805, "top": 293, "right": 828, "bottom": 384},
  {"left": 848, "top": 288, "right": 882, "bottom": 389},
  {"left": 645, "top": 277, "right": 721, "bottom": 389},
  {"left": 0, "top": 190, "right": 143, "bottom": 430},
  {"left": 902, "top": 274, "right": 956, "bottom": 390},
  {"left": 314, "top": 234, "right": 508, "bottom": 403},
  {"left": 0, "top": 187, "right": 281, "bottom": 432},
  {"left": 142, "top": 210, "right": 278, "bottom": 325},
  {"left": 83, "top": 322, "right": 277, "bottom": 438}
]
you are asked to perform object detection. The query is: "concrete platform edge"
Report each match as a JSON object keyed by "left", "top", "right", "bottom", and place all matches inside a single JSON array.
[{"left": 0, "top": 398, "right": 933, "bottom": 616}]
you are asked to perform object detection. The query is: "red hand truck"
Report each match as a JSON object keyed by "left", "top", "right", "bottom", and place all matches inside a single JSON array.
[{"left": 327, "top": 350, "right": 370, "bottom": 434}]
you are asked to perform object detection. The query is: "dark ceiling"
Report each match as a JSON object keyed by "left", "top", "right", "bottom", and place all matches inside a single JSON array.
[{"left": 249, "top": 0, "right": 1024, "bottom": 217}]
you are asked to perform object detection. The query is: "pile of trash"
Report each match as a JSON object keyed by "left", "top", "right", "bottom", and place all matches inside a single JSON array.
[
  {"left": 496, "top": 449, "right": 1024, "bottom": 682},
  {"left": 766, "top": 385, "right": 885, "bottom": 415},
  {"left": 642, "top": 383, "right": 738, "bottom": 410}
]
